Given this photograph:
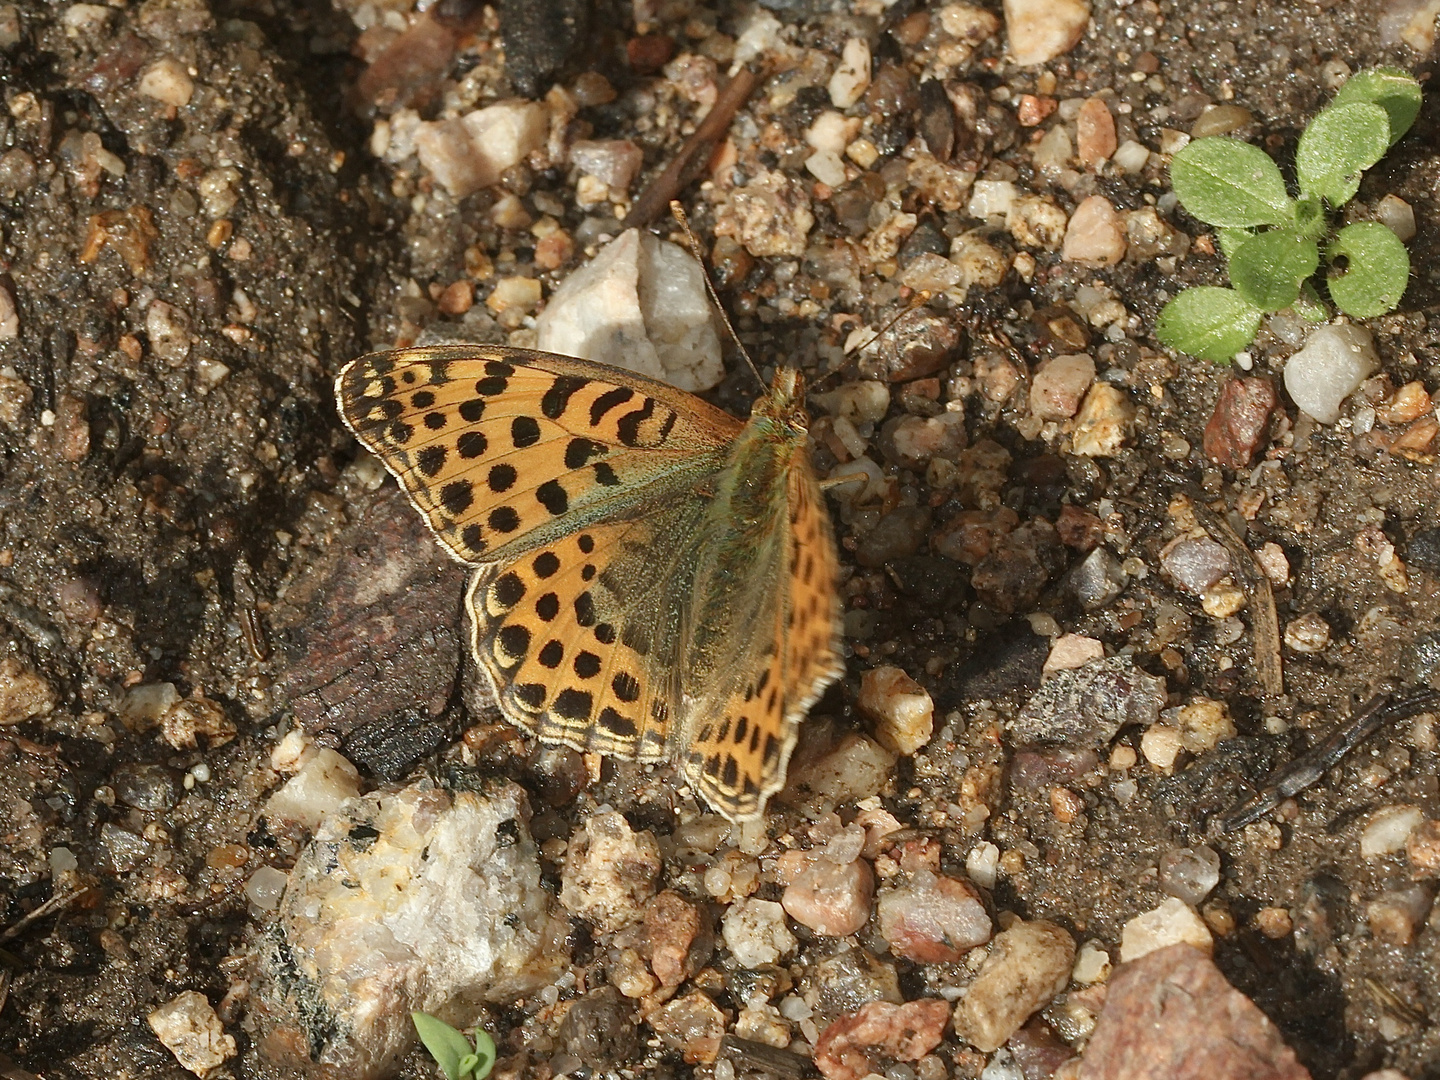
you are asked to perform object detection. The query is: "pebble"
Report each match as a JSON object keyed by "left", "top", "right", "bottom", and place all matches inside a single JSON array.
[
  {"left": 1007, "top": 194, "right": 1068, "bottom": 250},
  {"left": 784, "top": 733, "right": 897, "bottom": 819},
  {"left": 255, "top": 781, "right": 566, "bottom": 1072},
  {"left": 485, "top": 275, "right": 541, "bottom": 316},
  {"left": 100, "top": 821, "right": 153, "bottom": 873},
  {"left": 1283, "top": 323, "right": 1379, "bottom": 424},
  {"left": 1284, "top": 612, "right": 1332, "bottom": 653},
  {"left": 0, "top": 278, "right": 15, "bottom": 341},
  {"left": 806, "top": 150, "right": 847, "bottom": 187},
  {"left": 1158, "top": 846, "right": 1221, "bottom": 905},
  {"left": 1405, "top": 819, "right": 1440, "bottom": 873},
  {"left": 114, "top": 763, "right": 180, "bottom": 812},
  {"left": 876, "top": 871, "right": 992, "bottom": 963},
  {"left": 969, "top": 179, "right": 1018, "bottom": 219},
  {"left": 1072, "top": 941, "right": 1112, "bottom": 984},
  {"left": 644, "top": 890, "right": 710, "bottom": 988},
  {"left": 159, "top": 694, "right": 236, "bottom": 750},
  {"left": 952, "top": 919, "right": 1076, "bottom": 1052},
  {"left": 1374, "top": 193, "right": 1416, "bottom": 242},
  {"left": 1189, "top": 104, "right": 1253, "bottom": 138},
  {"left": 146, "top": 299, "right": 191, "bottom": 363},
  {"left": 856, "top": 505, "right": 932, "bottom": 566},
  {"left": 807, "top": 110, "right": 860, "bottom": 155},
  {"left": 647, "top": 990, "right": 726, "bottom": 1064},
  {"left": 1253, "top": 906, "right": 1293, "bottom": 939},
  {"left": 0, "top": 656, "right": 56, "bottom": 724},
  {"left": 243, "top": 866, "right": 289, "bottom": 911},
  {"left": 1118, "top": 898, "right": 1213, "bottom": 962},
  {"left": 262, "top": 748, "right": 361, "bottom": 832},
  {"left": 782, "top": 856, "right": 875, "bottom": 936},
  {"left": 138, "top": 56, "right": 194, "bottom": 107},
  {"left": 148, "top": 991, "right": 236, "bottom": 1076},
  {"left": 535, "top": 228, "right": 724, "bottom": 391},
  {"left": 1078, "top": 945, "right": 1309, "bottom": 1080},
  {"left": 1070, "top": 546, "right": 1126, "bottom": 609},
  {"left": 1111, "top": 139, "right": 1150, "bottom": 174},
  {"left": 1030, "top": 352, "right": 1095, "bottom": 420},
  {"left": 1062, "top": 196, "right": 1126, "bottom": 265},
  {"left": 722, "top": 898, "right": 797, "bottom": 967},
  {"left": 1004, "top": 0, "right": 1090, "bottom": 65},
  {"left": 414, "top": 100, "right": 547, "bottom": 199},
  {"left": 718, "top": 169, "right": 814, "bottom": 258},
  {"left": 1203, "top": 376, "right": 1276, "bottom": 468},
  {"left": 828, "top": 38, "right": 871, "bottom": 108},
  {"left": 557, "top": 986, "right": 639, "bottom": 1066},
  {"left": 814, "top": 999, "right": 951, "bottom": 1080},
  {"left": 1160, "top": 536, "right": 1231, "bottom": 594},
  {"left": 559, "top": 810, "right": 661, "bottom": 932},
  {"left": 1042, "top": 633, "right": 1104, "bottom": 676},
  {"left": 1139, "top": 724, "right": 1182, "bottom": 772},
  {"left": 1359, "top": 804, "right": 1423, "bottom": 858},
  {"left": 1070, "top": 383, "right": 1133, "bottom": 457},
  {"left": 568, "top": 139, "right": 644, "bottom": 191},
  {"left": 1376, "top": 380, "right": 1431, "bottom": 425},
  {"left": 858, "top": 666, "right": 934, "bottom": 755},
  {"left": 1076, "top": 96, "right": 1116, "bottom": 167},
  {"left": 1011, "top": 656, "right": 1166, "bottom": 747}
]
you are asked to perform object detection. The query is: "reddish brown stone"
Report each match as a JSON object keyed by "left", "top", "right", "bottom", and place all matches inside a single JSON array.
[
  {"left": 1204, "top": 377, "right": 1276, "bottom": 469},
  {"left": 1055, "top": 504, "right": 1103, "bottom": 552},
  {"left": 644, "top": 890, "right": 712, "bottom": 988},
  {"left": 814, "top": 999, "right": 951, "bottom": 1080},
  {"left": 1077, "top": 944, "right": 1311, "bottom": 1080},
  {"left": 627, "top": 34, "right": 676, "bottom": 74}
]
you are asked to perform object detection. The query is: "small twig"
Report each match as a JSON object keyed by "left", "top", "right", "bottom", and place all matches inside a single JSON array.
[
  {"left": 1192, "top": 502, "right": 1284, "bottom": 699},
  {"left": 0, "top": 885, "right": 96, "bottom": 944},
  {"left": 622, "top": 66, "right": 763, "bottom": 230},
  {"left": 1220, "top": 686, "right": 1440, "bottom": 831}
]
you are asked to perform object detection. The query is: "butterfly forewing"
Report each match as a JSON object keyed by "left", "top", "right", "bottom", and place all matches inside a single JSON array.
[{"left": 336, "top": 346, "right": 741, "bottom": 565}]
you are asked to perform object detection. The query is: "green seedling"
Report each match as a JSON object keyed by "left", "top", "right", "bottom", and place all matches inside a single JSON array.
[
  {"left": 1155, "top": 66, "right": 1420, "bottom": 363},
  {"left": 412, "top": 1012, "right": 497, "bottom": 1080}
]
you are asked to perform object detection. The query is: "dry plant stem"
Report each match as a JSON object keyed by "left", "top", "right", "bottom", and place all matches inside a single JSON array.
[
  {"left": 1220, "top": 686, "right": 1440, "bottom": 831},
  {"left": 623, "top": 66, "right": 763, "bottom": 229},
  {"left": 0, "top": 886, "right": 97, "bottom": 944},
  {"left": 1192, "top": 501, "right": 1284, "bottom": 699}
]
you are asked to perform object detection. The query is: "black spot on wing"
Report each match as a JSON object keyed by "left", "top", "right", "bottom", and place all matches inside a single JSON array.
[
  {"left": 616, "top": 398, "right": 656, "bottom": 446},
  {"left": 541, "top": 376, "right": 589, "bottom": 419},
  {"left": 458, "top": 430, "right": 488, "bottom": 458},
  {"left": 590, "top": 386, "right": 634, "bottom": 425},
  {"left": 440, "top": 480, "right": 473, "bottom": 515}
]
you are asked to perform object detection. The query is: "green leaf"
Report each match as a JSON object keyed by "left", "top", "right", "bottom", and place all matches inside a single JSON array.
[
  {"left": 1217, "top": 227, "right": 1255, "bottom": 262},
  {"left": 1326, "top": 221, "right": 1411, "bottom": 318},
  {"left": 1295, "top": 102, "right": 1390, "bottom": 206},
  {"left": 1228, "top": 230, "right": 1320, "bottom": 312},
  {"left": 413, "top": 1013, "right": 475, "bottom": 1080},
  {"left": 1155, "top": 286, "right": 1265, "bottom": 363},
  {"left": 1170, "top": 138, "right": 1294, "bottom": 228},
  {"left": 1331, "top": 66, "right": 1423, "bottom": 145},
  {"left": 1294, "top": 281, "right": 1328, "bottom": 323},
  {"left": 469, "top": 1027, "right": 497, "bottom": 1080}
]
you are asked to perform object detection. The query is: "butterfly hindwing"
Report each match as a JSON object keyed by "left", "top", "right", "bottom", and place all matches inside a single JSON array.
[{"left": 467, "top": 501, "right": 708, "bottom": 761}]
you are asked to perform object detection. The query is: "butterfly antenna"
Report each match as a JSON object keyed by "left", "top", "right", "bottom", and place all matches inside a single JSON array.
[{"left": 670, "top": 200, "right": 766, "bottom": 391}]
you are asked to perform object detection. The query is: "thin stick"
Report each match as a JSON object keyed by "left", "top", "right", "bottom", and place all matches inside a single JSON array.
[
  {"left": 0, "top": 885, "right": 96, "bottom": 944},
  {"left": 669, "top": 200, "right": 764, "bottom": 390},
  {"left": 1192, "top": 501, "right": 1283, "bottom": 699},
  {"left": 622, "top": 66, "right": 762, "bottom": 230}
]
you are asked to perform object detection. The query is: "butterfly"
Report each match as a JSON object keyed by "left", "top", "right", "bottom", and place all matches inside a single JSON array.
[{"left": 335, "top": 345, "right": 844, "bottom": 820}]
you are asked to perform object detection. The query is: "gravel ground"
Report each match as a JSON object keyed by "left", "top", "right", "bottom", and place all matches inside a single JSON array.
[{"left": 0, "top": 0, "right": 1438, "bottom": 1078}]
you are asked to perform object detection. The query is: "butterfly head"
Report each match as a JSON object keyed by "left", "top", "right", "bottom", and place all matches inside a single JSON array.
[{"left": 752, "top": 367, "right": 810, "bottom": 432}]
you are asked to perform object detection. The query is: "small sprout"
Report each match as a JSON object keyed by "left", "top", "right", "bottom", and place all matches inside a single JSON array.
[
  {"left": 1157, "top": 66, "right": 1420, "bottom": 363},
  {"left": 413, "top": 1012, "right": 497, "bottom": 1080}
]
